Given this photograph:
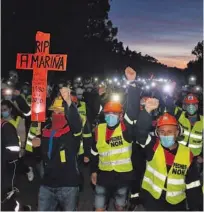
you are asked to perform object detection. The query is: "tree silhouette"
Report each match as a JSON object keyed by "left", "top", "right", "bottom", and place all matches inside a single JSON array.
[
  {"left": 185, "top": 41, "right": 203, "bottom": 85},
  {"left": 2, "top": 0, "right": 185, "bottom": 83}
]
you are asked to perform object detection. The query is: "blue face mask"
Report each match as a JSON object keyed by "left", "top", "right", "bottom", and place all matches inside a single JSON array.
[
  {"left": 105, "top": 114, "right": 119, "bottom": 127},
  {"left": 2, "top": 111, "right": 10, "bottom": 119},
  {"left": 160, "top": 136, "right": 175, "bottom": 148},
  {"left": 186, "top": 104, "right": 197, "bottom": 115}
]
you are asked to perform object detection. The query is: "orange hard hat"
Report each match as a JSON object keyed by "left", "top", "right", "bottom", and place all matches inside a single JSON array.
[
  {"left": 183, "top": 93, "right": 199, "bottom": 104},
  {"left": 157, "top": 113, "right": 178, "bottom": 127},
  {"left": 103, "top": 101, "right": 122, "bottom": 113}
]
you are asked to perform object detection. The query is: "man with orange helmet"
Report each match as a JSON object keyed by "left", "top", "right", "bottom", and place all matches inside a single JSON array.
[
  {"left": 172, "top": 93, "right": 203, "bottom": 161},
  {"left": 133, "top": 112, "right": 202, "bottom": 211},
  {"left": 90, "top": 67, "right": 159, "bottom": 211},
  {"left": 90, "top": 100, "right": 131, "bottom": 211}
]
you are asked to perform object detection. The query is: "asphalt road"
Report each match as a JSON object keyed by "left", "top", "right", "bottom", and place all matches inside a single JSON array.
[{"left": 16, "top": 164, "right": 145, "bottom": 211}]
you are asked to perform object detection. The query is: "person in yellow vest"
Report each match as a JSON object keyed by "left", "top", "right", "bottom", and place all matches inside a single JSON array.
[
  {"left": 90, "top": 101, "right": 133, "bottom": 211},
  {"left": 166, "top": 93, "right": 203, "bottom": 158},
  {"left": 31, "top": 87, "right": 82, "bottom": 211},
  {"left": 1, "top": 100, "right": 34, "bottom": 182},
  {"left": 1, "top": 100, "right": 26, "bottom": 156},
  {"left": 134, "top": 112, "right": 202, "bottom": 211},
  {"left": 176, "top": 94, "right": 203, "bottom": 158},
  {"left": 90, "top": 66, "right": 159, "bottom": 211}
]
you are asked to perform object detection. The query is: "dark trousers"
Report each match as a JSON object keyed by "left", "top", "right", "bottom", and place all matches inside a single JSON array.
[{"left": 130, "top": 144, "right": 146, "bottom": 196}]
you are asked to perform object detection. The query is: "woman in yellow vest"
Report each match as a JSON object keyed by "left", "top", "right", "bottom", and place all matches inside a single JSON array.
[
  {"left": 134, "top": 112, "right": 202, "bottom": 211},
  {"left": 1, "top": 100, "right": 34, "bottom": 182},
  {"left": 1, "top": 100, "right": 21, "bottom": 128}
]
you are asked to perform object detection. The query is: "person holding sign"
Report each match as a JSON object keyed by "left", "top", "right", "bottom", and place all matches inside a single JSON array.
[{"left": 31, "top": 87, "right": 82, "bottom": 211}]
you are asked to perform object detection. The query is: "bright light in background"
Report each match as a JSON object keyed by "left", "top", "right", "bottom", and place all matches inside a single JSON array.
[
  {"left": 126, "top": 81, "right": 130, "bottom": 85},
  {"left": 146, "top": 85, "right": 150, "bottom": 90},
  {"left": 94, "top": 78, "right": 98, "bottom": 82},
  {"left": 117, "top": 82, "right": 120, "bottom": 86},
  {"left": 151, "top": 82, "right": 156, "bottom": 87},
  {"left": 190, "top": 76, "right": 196, "bottom": 81},
  {"left": 111, "top": 94, "right": 120, "bottom": 102},
  {"left": 77, "top": 77, "right": 81, "bottom": 82},
  {"left": 4, "top": 89, "right": 13, "bottom": 95},
  {"left": 163, "top": 84, "right": 172, "bottom": 93},
  {"left": 109, "top": 79, "right": 112, "bottom": 84},
  {"left": 123, "top": 85, "right": 127, "bottom": 88},
  {"left": 114, "top": 78, "right": 118, "bottom": 82},
  {"left": 195, "top": 86, "right": 201, "bottom": 91}
]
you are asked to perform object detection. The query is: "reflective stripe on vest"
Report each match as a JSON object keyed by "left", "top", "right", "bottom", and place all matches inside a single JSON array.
[
  {"left": 25, "top": 126, "right": 38, "bottom": 152},
  {"left": 142, "top": 143, "right": 190, "bottom": 205},
  {"left": 96, "top": 123, "right": 132, "bottom": 172},
  {"left": 99, "top": 158, "right": 131, "bottom": 166},
  {"left": 183, "top": 130, "right": 202, "bottom": 139},
  {"left": 99, "top": 146, "right": 131, "bottom": 157},
  {"left": 186, "top": 180, "right": 200, "bottom": 189},
  {"left": 178, "top": 113, "right": 203, "bottom": 156},
  {"left": 179, "top": 140, "right": 187, "bottom": 146}
]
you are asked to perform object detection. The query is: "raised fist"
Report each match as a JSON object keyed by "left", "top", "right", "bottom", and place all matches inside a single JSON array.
[
  {"left": 125, "top": 67, "right": 136, "bottom": 81},
  {"left": 60, "top": 87, "right": 71, "bottom": 106},
  {"left": 145, "top": 98, "right": 159, "bottom": 113},
  {"left": 32, "top": 137, "right": 41, "bottom": 147}
]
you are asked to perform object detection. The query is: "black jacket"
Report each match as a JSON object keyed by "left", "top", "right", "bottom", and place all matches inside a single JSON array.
[
  {"left": 1, "top": 121, "right": 20, "bottom": 193},
  {"left": 38, "top": 102, "right": 82, "bottom": 187}
]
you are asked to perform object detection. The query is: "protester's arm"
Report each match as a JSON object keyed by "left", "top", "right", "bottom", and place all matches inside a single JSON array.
[
  {"left": 61, "top": 87, "right": 82, "bottom": 134},
  {"left": 15, "top": 94, "right": 31, "bottom": 116},
  {"left": 90, "top": 127, "right": 99, "bottom": 174},
  {"left": 64, "top": 102, "right": 82, "bottom": 134},
  {"left": 83, "top": 119, "right": 93, "bottom": 158},
  {"left": 2, "top": 122, "right": 20, "bottom": 162}
]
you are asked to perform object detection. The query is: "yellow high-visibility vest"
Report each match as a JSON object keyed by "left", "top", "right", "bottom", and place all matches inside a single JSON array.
[
  {"left": 25, "top": 123, "right": 41, "bottom": 152},
  {"left": 9, "top": 116, "right": 21, "bottom": 129},
  {"left": 96, "top": 123, "right": 133, "bottom": 172},
  {"left": 142, "top": 143, "right": 191, "bottom": 205},
  {"left": 176, "top": 110, "right": 203, "bottom": 156}
]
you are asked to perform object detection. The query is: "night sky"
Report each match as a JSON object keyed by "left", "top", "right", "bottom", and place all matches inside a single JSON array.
[{"left": 109, "top": 0, "right": 203, "bottom": 69}]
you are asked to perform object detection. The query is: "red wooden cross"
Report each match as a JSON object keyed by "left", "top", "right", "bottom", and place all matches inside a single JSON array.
[{"left": 16, "top": 31, "right": 67, "bottom": 122}]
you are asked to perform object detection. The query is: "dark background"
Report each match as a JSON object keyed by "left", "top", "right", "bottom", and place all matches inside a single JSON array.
[{"left": 1, "top": 0, "right": 203, "bottom": 85}]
